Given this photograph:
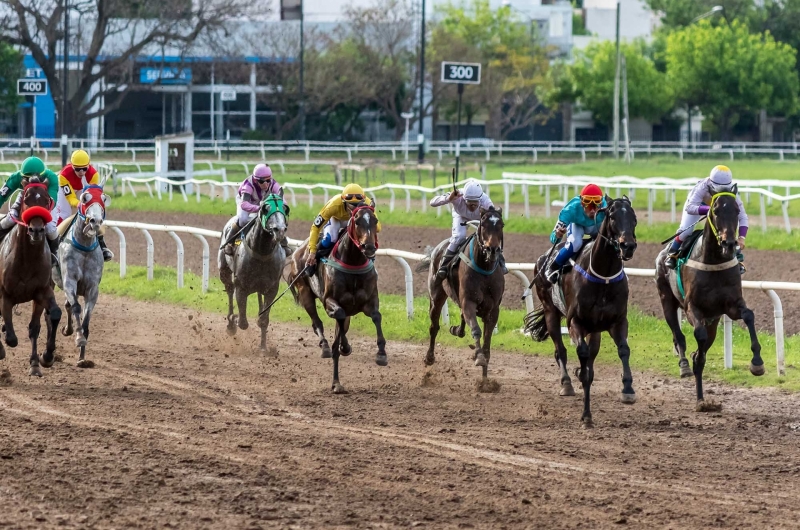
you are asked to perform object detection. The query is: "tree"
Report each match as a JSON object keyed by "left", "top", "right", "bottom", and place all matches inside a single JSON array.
[
  {"left": 0, "top": 42, "right": 22, "bottom": 117},
  {"left": 543, "top": 40, "right": 674, "bottom": 127},
  {"left": 666, "top": 20, "right": 799, "bottom": 138},
  {"left": 0, "top": 0, "right": 256, "bottom": 136}
]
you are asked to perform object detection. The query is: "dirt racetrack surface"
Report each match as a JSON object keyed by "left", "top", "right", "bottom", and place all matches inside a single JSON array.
[
  {"left": 104, "top": 210, "right": 800, "bottom": 334},
  {"left": 1, "top": 295, "right": 800, "bottom": 528}
]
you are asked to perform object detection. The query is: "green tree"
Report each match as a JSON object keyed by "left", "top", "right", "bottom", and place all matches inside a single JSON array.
[
  {"left": 543, "top": 40, "right": 674, "bottom": 127},
  {"left": 0, "top": 41, "right": 22, "bottom": 118},
  {"left": 666, "top": 20, "right": 799, "bottom": 138}
]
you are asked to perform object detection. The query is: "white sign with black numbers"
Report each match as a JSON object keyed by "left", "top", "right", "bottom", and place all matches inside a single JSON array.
[
  {"left": 440, "top": 62, "right": 481, "bottom": 84},
  {"left": 17, "top": 78, "right": 48, "bottom": 95},
  {"left": 220, "top": 90, "right": 237, "bottom": 102}
]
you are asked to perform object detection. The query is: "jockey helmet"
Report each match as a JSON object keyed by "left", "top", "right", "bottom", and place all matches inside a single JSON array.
[
  {"left": 708, "top": 165, "right": 733, "bottom": 194},
  {"left": 252, "top": 163, "right": 272, "bottom": 181},
  {"left": 341, "top": 183, "right": 365, "bottom": 204},
  {"left": 21, "top": 156, "right": 45, "bottom": 177},
  {"left": 71, "top": 149, "right": 90, "bottom": 168},
  {"left": 580, "top": 183, "right": 603, "bottom": 207},
  {"left": 463, "top": 180, "right": 484, "bottom": 201}
]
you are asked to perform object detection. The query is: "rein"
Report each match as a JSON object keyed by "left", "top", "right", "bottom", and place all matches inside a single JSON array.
[{"left": 322, "top": 205, "right": 378, "bottom": 274}]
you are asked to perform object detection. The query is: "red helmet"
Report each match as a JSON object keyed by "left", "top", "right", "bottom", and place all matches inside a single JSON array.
[{"left": 580, "top": 183, "right": 603, "bottom": 207}]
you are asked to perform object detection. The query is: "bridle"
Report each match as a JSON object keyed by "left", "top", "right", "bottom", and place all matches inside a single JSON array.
[
  {"left": 345, "top": 205, "right": 378, "bottom": 255},
  {"left": 706, "top": 191, "right": 738, "bottom": 246},
  {"left": 15, "top": 182, "right": 53, "bottom": 229},
  {"left": 595, "top": 197, "right": 634, "bottom": 262},
  {"left": 77, "top": 185, "right": 106, "bottom": 221},
  {"left": 476, "top": 209, "right": 503, "bottom": 262}
]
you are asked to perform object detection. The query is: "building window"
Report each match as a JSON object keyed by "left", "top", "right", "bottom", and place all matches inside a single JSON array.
[{"left": 549, "top": 12, "right": 564, "bottom": 37}]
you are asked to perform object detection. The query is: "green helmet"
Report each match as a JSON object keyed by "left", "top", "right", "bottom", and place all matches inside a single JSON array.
[{"left": 20, "top": 157, "right": 45, "bottom": 177}]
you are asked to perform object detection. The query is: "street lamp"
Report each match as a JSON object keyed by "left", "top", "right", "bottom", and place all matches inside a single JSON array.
[
  {"left": 401, "top": 111, "right": 414, "bottom": 161},
  {"left": 691, "top": 5, "right": 723, "bottom": 23}
]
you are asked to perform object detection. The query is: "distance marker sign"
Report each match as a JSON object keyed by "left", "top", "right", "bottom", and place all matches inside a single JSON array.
[
  {"left": 440, "top": 62, "right": 481, "bottom": 85},
  {"left": 17, "top": 79, "right": 48, "bottom": 96}
]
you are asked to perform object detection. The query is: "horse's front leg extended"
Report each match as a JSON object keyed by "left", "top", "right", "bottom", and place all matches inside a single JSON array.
[
  {"left": 2, "top": 297, "right": 17, "bottom": 349},
  {"left": 235, "top": 285, "right": 249, "bottom": 331},
  {"left": 363, "top": 302, "right": 387, "bottom": 366},
  {"left": 28, "top": 302, "right": 45, "bottom": 376},
  {"left": 687, "top": 304, "right": 713, "bottom": 406},
  {"left": 570, "top": 322, "right": 593, "bottom": 427},
  {"left": 462, "top": 301, "right": 485, "bottom": 367},
  {"left": 330, "top": 318, "right": 347, "bottom": 394},
  {"left": 43, "top": 294, "right": 61, "bottom": 367},
  {"left": 479, "top": 305, "right": 500, "bottom": 379},
  {"left": 425, "top": 288, "right": 448, "bottom": 366},
  {"left": 609, "top": 319, "right": 636, "bottom": 404},
  {"left": 729, "top": 300, "right": 764, "bottom": 376}
]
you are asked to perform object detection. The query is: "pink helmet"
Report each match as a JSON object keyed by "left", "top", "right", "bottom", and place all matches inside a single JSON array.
[{"left": 252, "top": 164, "right": 272, "bottom": 180}]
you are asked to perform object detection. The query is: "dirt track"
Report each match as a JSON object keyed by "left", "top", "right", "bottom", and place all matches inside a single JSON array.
[
  {"left": 103, "top": 210, "right": 800, "bottom": 334},
  {"left": 1, "top": 296, "right": 800, "bottom": 528}
]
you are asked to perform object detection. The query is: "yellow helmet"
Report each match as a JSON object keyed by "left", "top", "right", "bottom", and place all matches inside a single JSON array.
[
  {"left": 71, "top": 149, "right": 90, "bottom": 167},
  {"left": 341, "top": 183, "right": 365, "bottom": 203}
]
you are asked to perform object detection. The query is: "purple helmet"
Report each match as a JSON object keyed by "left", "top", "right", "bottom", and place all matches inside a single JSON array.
[{"left": 252, "top": 164, "right": 273, "bottom": 180}]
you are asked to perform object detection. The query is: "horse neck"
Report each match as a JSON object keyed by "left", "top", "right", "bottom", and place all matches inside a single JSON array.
[
  {"left": 589, "top": 218, "right": 621, "bottom": 276},
  {"left": 246, "top": 220, "right": 277, "bottom": 255},
  {"left": 336, "top": 228, "right": 368, "bottom": 266},
  {"left": 699, "top": 217, "right": 727, "bottom": 264}
]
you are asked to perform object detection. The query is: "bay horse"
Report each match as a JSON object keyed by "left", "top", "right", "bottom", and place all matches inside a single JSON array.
[
  {"left": 656, "top": 189, "right": 763, "bottom": 410},
  {"left": 524, "top": 196, "right": 637, "bottom": 428},
  {"left": 0, "top": 179, "right": 62, "bottom": 376},
  {"left": 219, "top": 193, "right": 288, "bottom": 351},
  {"left": 285, "top": 205, "right": 384, "bottom": 393},
  {"left": 53, "top": 183, "right": 109, "bottom": 367},
  {"left": 417, "top": 206, "right": 505, "bottom": 381}
]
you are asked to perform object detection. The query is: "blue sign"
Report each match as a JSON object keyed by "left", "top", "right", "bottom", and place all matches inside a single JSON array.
[{"left": 139, "top": 67, "right": 192, "bottom": 85}]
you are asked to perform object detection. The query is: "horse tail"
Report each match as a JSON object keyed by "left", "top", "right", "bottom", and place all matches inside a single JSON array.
[
  {"left": 415, "top": 245, "right": 435, "bottom": 274},
  {"left": 523, "top": 306, "right": 549, "bottom": 342}
]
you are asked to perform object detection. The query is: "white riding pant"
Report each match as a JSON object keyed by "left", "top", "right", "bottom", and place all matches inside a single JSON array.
[
  {"left": 319, "top": 218, "right": 344, "bottom": 249},
  {"left": 447, "top": 217, "right": 468, "bottom": 253},
  {"left": 565, "top": 223, "right": 598, "bottom": 253},
  {"left": 236, "top": 203, "right": 256, "bottom": 226},
  {"left": 1, "top": 193, "right": 58, "bottom": 239},
  {"left": 675, "top": 211, "right": 704, "bottom": 242},
  {"left": 55, "top": 192, "right": 74, "bottom": 225}
]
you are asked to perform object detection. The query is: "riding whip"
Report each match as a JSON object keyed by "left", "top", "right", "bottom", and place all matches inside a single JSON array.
[
  {"left": 522, "top": 242, "right": 557, "bottom": 299},
  {"left": 451, "top": 167, "right": 457, "bottom": 192},
  {"left": 218, "top": 215, "right": 258, "bottom": 250},
  {"left": 660, "top": 216, "right": 707, "bottom": 245},
  {"left": 258, "top": 265, "right": 309, "bottom": 316}
]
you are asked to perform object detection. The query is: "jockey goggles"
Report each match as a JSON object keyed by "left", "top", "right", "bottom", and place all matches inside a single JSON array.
[
  {"left": 580, "top": 195, "right": 603, "bottom": 207},
  {"left": 254, "top": 176, "right": 272, "bottom": 184},
  {"left": 343, "top": 193, "right": 365, "bottom": 202},
  {"left": 74, "top": 166, "right": 88, "bottom": 173}
]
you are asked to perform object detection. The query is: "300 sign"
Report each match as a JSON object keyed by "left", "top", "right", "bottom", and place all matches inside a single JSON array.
[
  {"left": 440, "top": 62, "right": 481, "bottom": 84},
  {"left": 17, "top": 79, "right": 48, "bottom": 96}
]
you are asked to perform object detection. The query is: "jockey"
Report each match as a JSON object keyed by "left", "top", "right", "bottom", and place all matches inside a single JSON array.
[
  {"left": 57, "top": 149, "right": 113, "bottom": 261},
  {"left": 224, "top": 163, "right": 291, "bottom": 257},
  {"left": 430, "top": 179, "right": 507, "bottom": 282},
  {"left": 546, "top": 183, "right": 607, "bottom": 284},
  {"left": 0, "top": 156, "right": 60, "bottom": 262},
  {"left": 304, "top": 183, "right": 380, "bottom": 276},
  {"left": 665, "top": 165, "right": 748, "bottom": 273}
]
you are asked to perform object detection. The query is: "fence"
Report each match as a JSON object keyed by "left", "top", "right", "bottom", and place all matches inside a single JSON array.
[{"left": 103, "top": 220, "right": 795, "bottom": 376}]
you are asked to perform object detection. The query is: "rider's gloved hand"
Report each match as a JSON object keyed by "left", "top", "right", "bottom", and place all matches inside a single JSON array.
[
  {"left": 448, "top": 189, "right": 461, "bottom": 202},
  {"left": 305, "top": 255, "right": 317, "bottom": 268}
]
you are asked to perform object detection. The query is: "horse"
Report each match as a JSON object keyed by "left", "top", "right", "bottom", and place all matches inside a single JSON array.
[
  {"left": 0, "top": 179, "right": 62, "bottom": 376},
  {"left": 524, "top": 196, "right": 637, "bottom": 428},
  {"left": 285, "top": 205, "right": 384, "bottom": 394},
  {"left": 416, "top": 206, "right": 505, "bottom": 381},
  {"left": 219, "top": 193, "right": 288, "bottom": 352},
  {"left": 52, "top": 183, "right": 109, "bottom": 368},
  {"left": 655, "top": 189, "right": 763, "bottom": 410}
]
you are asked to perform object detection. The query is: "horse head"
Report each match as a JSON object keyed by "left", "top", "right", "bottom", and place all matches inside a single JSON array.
[
  {"left": 707, "top": 187, "right": 739, "bottom": 260},
  {"left": 349, "top": 205, "right": 379, "bottom": 260},
  {"left": 78, "top": 185, "right": 108, "bottom": 238},
  {"left": 259, "top": 194, "right": 287, "bottom": 243},
  {"left": 478, "top": 206, "right": 504, "bottom": 262},
  {"left": 599, "top": 196, "right": 637, "bottom": 261},
  {"left": 19, "top": 178, "right": 53, "bottom": 243}
]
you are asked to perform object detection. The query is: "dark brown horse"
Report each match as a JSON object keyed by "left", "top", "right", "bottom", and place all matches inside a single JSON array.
[
  {"left": 656, "top": 190, "right": 763, "bottom": 410},
  {"left": 417, "top": 206, "right": 505, "bottom": 380},
  {"left": 0, "top": 179, "right": 62, "bottom": 376},
  {"left": 286, "top": 205, "right": 385, "bottom": 393},
  {"left": 525, "top": 196, "right": 637, "bottom": 428}
]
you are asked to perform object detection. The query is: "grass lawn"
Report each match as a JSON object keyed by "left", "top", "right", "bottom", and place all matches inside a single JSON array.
[{"left": 100, "top": 263, "right": 800, "bottom": 391}]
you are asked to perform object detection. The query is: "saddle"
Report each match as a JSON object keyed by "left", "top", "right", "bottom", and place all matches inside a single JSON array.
[
  {"left": 446, "top": 234, "right": 476, "bottom": 277},
  {"left": 674, "top": 230, "right": 703, "bottom": 260}
]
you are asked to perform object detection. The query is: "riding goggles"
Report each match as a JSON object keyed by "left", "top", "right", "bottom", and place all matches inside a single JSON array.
[
  {"left": 254, "top": 176, "right": 272, "bottom": 184},
  {"left": 74, "top": 166, "right": 89, "bottom": 173},
  {"left": 580, "top": 195, "right": 603, "bottom": 207},
  {"left": 343, "top": 193, "right": 364, "bottom": 202}
]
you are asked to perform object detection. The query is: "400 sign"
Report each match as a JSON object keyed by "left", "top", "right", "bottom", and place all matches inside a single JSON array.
[
  {"left": 440, "top": 62, "right": 481, "bottom": 85},
  {"left": 17, "top": 79, "right": 48, "bottom": 96}
]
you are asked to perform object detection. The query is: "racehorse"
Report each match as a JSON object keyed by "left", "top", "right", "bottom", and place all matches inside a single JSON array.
[
  {"left": 219, "top": 193, "right": 288, "bottom": 352},
  {"left": 656, "top": 190, "right": 763, "bottom": 410},
  {"left": 524, "top": 196, "right": 637, "bottom": 427},
  {"left": 0, "top": 179, "right": 62, "bottom": 376},
  {"left": 417, "top": 206, "right": 505, "bottom": 381},
  {"left": 53, "top": 183, "right": 109, "bottom": 367},
  {"left": 285, "top": 205, "right": 384, "bottom": 393}
]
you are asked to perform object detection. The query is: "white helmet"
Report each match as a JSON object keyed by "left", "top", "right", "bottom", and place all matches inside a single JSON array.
[
  {"left": 462, "top": 180, "right": 484, "bottom": 201},
  {"left": 708, "top": 165, "right": 733, "bottom": 194}
]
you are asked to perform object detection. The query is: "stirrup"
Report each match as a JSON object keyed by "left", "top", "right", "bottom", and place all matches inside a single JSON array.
[
  {"left": 665, "top": 254, "right": 678, "bottom": 269},
  {"left": 224, "top": 243, "right": 235, "bottom": 256},
  {"left": 546, "top": 267, "right": 560, "bottom": 285},
  {"left": 102, "top": 248, "right": 114, "bottom": 262}
]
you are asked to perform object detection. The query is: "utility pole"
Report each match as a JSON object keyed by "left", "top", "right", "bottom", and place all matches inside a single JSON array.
[
  {"left": 61, "top": 0, "right": 69, "bottom": 167},
  {"left": 416, "top": 0, "right": 426, "bottom": 163},
  {"left": 612, "top": 0, "right": 620, "bottom": 160}
]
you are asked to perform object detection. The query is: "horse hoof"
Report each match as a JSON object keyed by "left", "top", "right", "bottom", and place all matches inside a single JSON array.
[
  {"left": 474, "top": 353, "right": 487, "bottom": 368},
  {"left": 238, "top": 320, "right": 249, "bottom": 331},
  {"left": 75, "top": 336, "right": 87, "bottom": 348},
  {"left": 749, "top": 363, "right": 766, "bottom": 377},
  {"left": 620, "top": 392, "right": 637, "bottom": 405},
  {"left": 680, "top": 365, "right": 693, "bottom": 378},
  {"left": 559, "top": 383, "right": 575, "bottom": 397},
  {"left": 225, "top": 324, "right": 236, "bottom": 337},
  {"left": 61, "top": 325, "right": 73, "bottom": 337},
  {"left": 28, "top": 366, "right": 42, "bottom": 377},
  {"left": 321, "top": 346, "right": 332, "bottom": 359},
  {"left": 696, "top": 399, "right": 723, "bottom": 413},
  {"left": 423, "top": 353, "right": 435, "bottom": 366},
  {"left": 375, "top": 354, "right": 388, "bottom": 367},
  {"left": 39, "top": 354, "right": 55, "bottom": 369},
  {"left": 581, "top": 418, "right": 594, "bottom": 429},
  {"left": 0, "top": 346, "right": 5, "bottom": 360},
  {"left": 340, "top": 343, "right": 352, "bottom": 356},
  {"left": 5, "top": 336, "right": 17, "bottom": 349},
  {"left": 76, "top": 359, "right": 95, "bottom": 369},
  {"left": 332, "top": 382, "right": 347, "bottom": 394},
  {"left": 449, "top": 326, "right": 464, "bottom": 338}
]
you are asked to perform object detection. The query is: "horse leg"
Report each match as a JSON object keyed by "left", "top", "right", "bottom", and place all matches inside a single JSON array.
[
  {"left": 450, "top": 313, "right": 466, "bottom": 338},
  {"left": 362, "top": 303, "right": 387, "bottom": 366},
  {"left": 462, "top": 301, "right": 485, "bottom": 368},
  {"left": 61, "top": 300, "right": 74, "bottom": 336},
  {"left": 337, "top": 317, "right": 352, "bottom": 356},
  {"left": 479, "top": 306, "right": 500, "bottom": 380},
  {"left": 547, "top": 308, "right": 573, "bottom": 396},
  {"left": 330, "top": 317, "right": 347, "bottom": 394},
  {"left": 76, "top": 295, "right": 96, "bottom": 367},
  {"left": 657, "top": 278, "right": 690, "bottom": 378},
  {"left": 2, "top": 297, "right": 17, "bottom": 349},
  {"left": 570, "top": 323, "right": 593, "bottom": 427},
  {"left": 221, "top": 255, "right": 237, "bottom": 336},
  {"left": 727, "top": 300, "right": 764, "bottom": 376},
  {"left": 609, "top": 319, "right": 636, "bottom": 404},
  {"left": 42, "top": 294, "right": 61, "bottom": 367},
  {"left": 425, "top": 288, "right": 447, "bottom": 366},
  {"left": 235, "top": 286, "right": 249, "bottom": 331},
  {"left": 27, "top": 302, "right": 44, "bottom": 377},
  {"left": 298, "top": 286, "right": 330, "bottom": 358},
  {"left": 687, "top": 305, "right": 712, "bottom": 406}
]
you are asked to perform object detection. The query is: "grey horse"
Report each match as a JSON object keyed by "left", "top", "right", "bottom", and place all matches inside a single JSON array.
[
  {"left": 52, "top": 184, "right": 108, "bottom": 368},
  {"left": 218, "top": 193, "right": 288, "bottom": 351}
]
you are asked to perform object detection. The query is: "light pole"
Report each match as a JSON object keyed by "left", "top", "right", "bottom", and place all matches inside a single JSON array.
[
  {"left": 61, "top": 0, "right": 69, "bottom": 167},
  {"left": 401, "top": 111, "right": 414, "bottom": 161},
  {"left": 416, "top": 0, "right": 425, "bottom": 163}
]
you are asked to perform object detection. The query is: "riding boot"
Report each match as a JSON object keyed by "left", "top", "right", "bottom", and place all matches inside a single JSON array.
[
  {"left": 98, "top": 235, "right": 114, "bottom": 262},
  {"left": 435, "top": 249, "right": 459, "bottom": 282},
  {"left": 47, "top": 237, "right": 59, "bottom": 267},
  {"left": 224, "top": 221, "right": 241, "bottom": 256},
  {"left": 737, "top": 251, "right": 746, "bottom": 275},
  {"left": 664, "top": 239, "right": 681, "bottom": 270},
  {"left": 545, "top": 260, "right": 562, "bottom": 285},
  {"left": 307, "top": 244, "right": 333, "bottom": 277}
]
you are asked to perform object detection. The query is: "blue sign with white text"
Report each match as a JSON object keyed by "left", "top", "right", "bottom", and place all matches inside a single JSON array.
[{"left": 139, "top": 67, "right": 192, "bottom": 85}]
